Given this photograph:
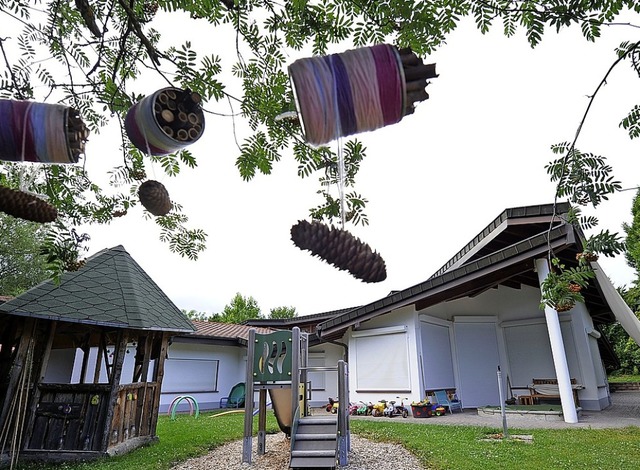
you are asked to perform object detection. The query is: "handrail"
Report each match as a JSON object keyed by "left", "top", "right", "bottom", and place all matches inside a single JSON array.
[{"left": 290, "top": 404, "right": 301, "bottom": 453}]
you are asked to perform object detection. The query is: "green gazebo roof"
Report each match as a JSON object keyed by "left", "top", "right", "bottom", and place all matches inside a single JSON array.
[{"left": 0, "top": 245, "right": 195, "bottom": 333}]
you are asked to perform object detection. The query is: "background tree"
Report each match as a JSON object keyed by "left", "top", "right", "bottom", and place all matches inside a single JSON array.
[
  {"left": 269, "top": 306, "right": 298, "bottom": 319},
  {"left": 1, "top": 1, "right": 638, "bottom": 281},
  {"left": 182, "top": 308, "right": 220, "bottom": 322},
  {"left": 602, "top": 188, "right": 640, "bottom": 375},
  {"left": 218, "top": 292, "right": 262, "bottom": 324},
  {"left": 0, "top": 214, "right": 49, "bottom": 296}
]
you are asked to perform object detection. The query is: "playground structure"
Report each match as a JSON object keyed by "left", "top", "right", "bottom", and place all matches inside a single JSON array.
[{"left": 242, "top": 327, "right": 349, "bottom": 469}]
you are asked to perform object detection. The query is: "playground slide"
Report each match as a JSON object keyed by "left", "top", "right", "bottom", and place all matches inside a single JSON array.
[{"left": 268, "top": 388, "right": 293, "bottom": 436}]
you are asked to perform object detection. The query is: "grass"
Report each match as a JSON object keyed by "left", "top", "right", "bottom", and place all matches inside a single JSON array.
[
  {"left": 12, "top": 412, "right": 640, "bottom": 470},
  {"left": 350, "top": 420, "right": 640, "bottom": 470},
  {"left": 607, "top": 374, "right": 640, "bottom": 383}
]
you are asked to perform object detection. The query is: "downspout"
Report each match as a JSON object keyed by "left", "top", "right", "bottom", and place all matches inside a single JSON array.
[
  {"left": 316, "top": 331, "right": 348, "bottom": 361},
  {"left": 535, "top": 258, "right": 579, "bottom": 424}
]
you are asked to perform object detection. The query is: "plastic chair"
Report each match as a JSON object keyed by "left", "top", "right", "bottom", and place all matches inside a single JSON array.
[
  {"left": 220, "top": 382, "right": 246, "bottom": 408},
  {"left": 433, "top": 390, "right": 462, "bottom": 414}
]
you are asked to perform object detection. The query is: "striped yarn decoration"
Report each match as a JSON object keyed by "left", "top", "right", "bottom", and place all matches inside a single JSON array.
[
  {"left": 0, "top": 99, "right": 84, "bottom": 164},
  {"left": 288, "top": 44, "right": 405, "bottom": 146},
  {"left": 125, "top": 87, "right": 205, "bottom": 156}
]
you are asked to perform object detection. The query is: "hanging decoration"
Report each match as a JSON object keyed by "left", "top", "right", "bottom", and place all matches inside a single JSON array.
[
  {"left": 125, "top": 87, "right": 205, "bottom": 156},
  {"left": 0, "top": 99, "right": 89, "bottom": 163},
  {"left": 287, "top": 44, "right": 436, "bottom": 146},
  {"left": 0, "top": 186, "right": 57, "bottom": 223},
  {"left": 138, "top": 180, "right": 171, "bottom": 216},
  {"left": 290, "top": 220, "right": 387, "bottom": 283}
]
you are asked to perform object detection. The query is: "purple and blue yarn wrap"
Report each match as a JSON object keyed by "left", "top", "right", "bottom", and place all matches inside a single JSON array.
[
  {"left": 288, "top": 44, "right": 405, "bottom": 146},
  {"left": 0, "top": 99, "right": 76, "bottom": 164},
  {"left": 124, "top": 87, "right": 203, "bottom": 156}
]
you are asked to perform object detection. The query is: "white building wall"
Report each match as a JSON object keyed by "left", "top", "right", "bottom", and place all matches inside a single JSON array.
[
  {"left": 160, "top": 340, "right": 246, "bottom": 413},
  {"left": 342, "top": 306, "right": 423, "bottom": 407}
]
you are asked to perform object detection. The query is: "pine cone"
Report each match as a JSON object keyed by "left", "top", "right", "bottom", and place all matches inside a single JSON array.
[
  {"left": 138, "top": 180, "right": 171, "bottom": 216},
  {"left": 0, "top": 186, "right": 57, "bottom": 223},
  {"left": 291, "top": 220, "right": 387, "bottom": 283}
]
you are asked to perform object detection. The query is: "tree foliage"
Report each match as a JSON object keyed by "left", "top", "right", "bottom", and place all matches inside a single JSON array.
[
  {"left": 0, "top": 213, "right": 49, "bottom": 296},
  {"left": 218, "top": 292, "right": 261, "bottom": 324},
  {"left": 269, "top": 305, "right": 298, "bottom": 319},
  {"left": 1, "top": 0, "right": 639, "bottom": 279},
  {"left": 602, "top": 189, "right": 640, "bottom": 374}
]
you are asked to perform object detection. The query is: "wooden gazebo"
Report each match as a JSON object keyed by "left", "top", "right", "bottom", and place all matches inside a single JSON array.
[{"left": 0, "top": 245, "right": 195, "bottom": 464}]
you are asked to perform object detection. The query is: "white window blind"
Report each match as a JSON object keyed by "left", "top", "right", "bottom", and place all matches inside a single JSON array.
[
  {"left": 354, "top": 330, "right": 410, "bottom": 391},
  {"left": 162, "top": 358, "right": 219, "bottom": 393}
]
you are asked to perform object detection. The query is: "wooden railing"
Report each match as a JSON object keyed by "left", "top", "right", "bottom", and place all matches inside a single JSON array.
[{"left": 109, "top": 382, "right": 159, "bottom": 446}]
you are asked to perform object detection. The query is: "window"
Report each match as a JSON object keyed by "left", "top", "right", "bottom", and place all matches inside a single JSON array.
[
  {"left": 162, "top": 358, "right": 219, "bottom": 393},
  {"left": 354, "top": 326, "right": 410, "bottom": 392}
]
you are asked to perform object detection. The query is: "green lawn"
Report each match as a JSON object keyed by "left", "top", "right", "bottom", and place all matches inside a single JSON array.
[
  {"left": 12, "top": 412, "right": 640, "bottom": 470},
  {"left": 607, "top": 374, "right": 640, "bottom": 383}
]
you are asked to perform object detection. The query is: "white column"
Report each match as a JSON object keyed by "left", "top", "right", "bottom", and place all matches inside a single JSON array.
[{"left": 535, "top": 258, "right": 578, "bottom": 424}]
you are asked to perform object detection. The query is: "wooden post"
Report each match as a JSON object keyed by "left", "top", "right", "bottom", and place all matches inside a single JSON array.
[
  {"left": 148, "top": 332, "right": 170, "bottom": 436},
  {"left": 100, "top": 330, "right": 128, "bottom": 451},
  {"left": 0, "top": 318, "right": 35, "bottom": 439},
  {"left": 242, "top": 329, "right": 256, "bottom": 464},
  {"left": 291, "top": 327, "right": 300, "bottom": 422},
  {"left": 257, "top": 389, "right": 267, "bottom": 455},
  {"left": 93, "top": 332, "right": 105, "bottom": 384},
  {"left": 22, "top": 321, "right": 57, "bottom": 448},
  {"left": 136, "top": 333, "right": 154, "bottom": 437}
]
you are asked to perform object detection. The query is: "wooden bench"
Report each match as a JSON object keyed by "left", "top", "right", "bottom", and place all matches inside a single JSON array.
[{"left": 526, "top": 378, "right": 581, "bottom": 405}]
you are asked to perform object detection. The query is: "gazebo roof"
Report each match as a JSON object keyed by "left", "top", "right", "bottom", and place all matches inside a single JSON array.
[{"left": 0, "top": 245, "right": 195, "bottom": 333}]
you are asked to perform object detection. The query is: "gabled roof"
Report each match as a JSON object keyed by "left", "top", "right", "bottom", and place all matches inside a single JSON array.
[
  {"left": 316, "top": 203, "right": 615, "bottom": 340},
  {"left": 0, "top": 245, "right": 195, "bottom": 333}
]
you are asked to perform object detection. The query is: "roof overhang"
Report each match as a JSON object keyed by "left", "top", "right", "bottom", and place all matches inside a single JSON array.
[{"left": 317, "top": 224, "right": 578, "bottom": 339}]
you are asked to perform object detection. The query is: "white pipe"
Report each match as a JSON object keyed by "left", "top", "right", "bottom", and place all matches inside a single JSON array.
[{"left": 535, "top": 258, "right": 579, "bottom": 424}]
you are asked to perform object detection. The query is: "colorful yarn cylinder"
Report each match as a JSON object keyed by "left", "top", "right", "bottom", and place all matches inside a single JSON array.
[
  {"left": 124, "top": 87, "right": 205, "bottom": 156},
  {"left": 288, "top": 44, "right": 405, "bottom": 146},
  {"left": 0, "top": 99, "right": 83, "bottom": 164}
]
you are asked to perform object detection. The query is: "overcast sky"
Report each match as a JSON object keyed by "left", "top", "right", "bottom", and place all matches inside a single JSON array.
[{"left": 78, "top": 13, "right": 639, "bottom": 317}]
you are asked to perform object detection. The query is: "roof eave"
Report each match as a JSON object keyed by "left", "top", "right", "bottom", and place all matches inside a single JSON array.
[{"left": 317, "top": 224, "right": 574, "bottom": 338}]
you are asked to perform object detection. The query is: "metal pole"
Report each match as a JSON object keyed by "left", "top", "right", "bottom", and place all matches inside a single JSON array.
[
  {"left": 497, "top": 366, "right": 509, "bottom": 438},
  {"left": 242, "top": 329, "right": 256, "bottom": 464},
  {"left": 337, "top": 360, "right": 349, "bottom": 466}
]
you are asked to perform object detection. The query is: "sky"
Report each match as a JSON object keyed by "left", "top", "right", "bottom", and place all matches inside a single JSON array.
[{"left": 77, "top": 12, "right": 639, "bottom": 317}]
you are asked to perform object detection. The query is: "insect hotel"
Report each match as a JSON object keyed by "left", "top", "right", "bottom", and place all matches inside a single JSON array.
[{"left": 0, "top": 245, "right": 195, "bottom": 465}]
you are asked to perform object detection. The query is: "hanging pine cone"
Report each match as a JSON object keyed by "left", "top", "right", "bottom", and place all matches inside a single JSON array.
[
  {"left": 291, "top": 220, "right": 387, "bottom": 283},
  {"left": 138, "top": 180, "right": 171, "bottom": 216},
  {"left": 0, "top": 186, "right": 57, "bottom": 223}
]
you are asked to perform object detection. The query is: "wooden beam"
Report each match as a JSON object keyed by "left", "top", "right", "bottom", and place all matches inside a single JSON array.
[
  {"left": 101, "top": 330, "right": 128, "bottom": 452},
  {"left": 0, "top": 318, "right": 35, "bottom": 439},
  {"left": 23, "top": 320, "right": 57, "bottom": 449},
  {"left": 148, "top": 332, "right": 170, "bottom": 436}
]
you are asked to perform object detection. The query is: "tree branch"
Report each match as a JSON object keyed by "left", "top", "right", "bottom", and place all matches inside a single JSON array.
[{"left": 116, "top": 0, "right": 161, "bottom": 65}]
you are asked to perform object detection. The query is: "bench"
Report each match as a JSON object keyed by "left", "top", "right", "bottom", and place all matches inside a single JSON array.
[{"left": 524, "top": 378, "right": 582, "bottom": 405}]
